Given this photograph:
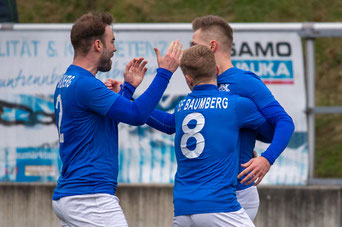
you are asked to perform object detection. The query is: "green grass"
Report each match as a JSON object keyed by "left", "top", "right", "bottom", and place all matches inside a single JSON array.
[
  {"left": 315, "top": 114, "right": 342, "bottom": 177},
  {"left": 15, "top": 0, "right": 342, "bottom": 178}
]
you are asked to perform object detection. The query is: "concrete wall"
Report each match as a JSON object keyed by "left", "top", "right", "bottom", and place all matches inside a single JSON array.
[
  {"left": 256, "top": 186, "right": 342, "bottom": 227},
  {"left": 0, "top": 183, "right": 341, "bottom": 227}
]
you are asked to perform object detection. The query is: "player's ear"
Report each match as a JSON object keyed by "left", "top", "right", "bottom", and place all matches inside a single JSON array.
[
  {"left": 210, "top": 40, "right": 218, "bottom": 53},
  {"left": 94, "top": 40, "right": 102, "bottom": 52}
]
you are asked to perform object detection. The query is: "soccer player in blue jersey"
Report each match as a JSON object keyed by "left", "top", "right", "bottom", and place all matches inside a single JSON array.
[
  {"left": 52, "top": 12, "right": 182, "bottom": 227},
  {"left": 143, "top": 45, "right": 274, "bottom": 226},
  {"left": 190, "top": 15, "right": 295, "bottom": 220}
]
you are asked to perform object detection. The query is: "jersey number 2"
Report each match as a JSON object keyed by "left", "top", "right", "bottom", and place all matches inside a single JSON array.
[
  {"left": 180, "top": 112, "right": 205, "bottom": 159},
  {"left": 56, "top": 94, "right": 64, "bottom": 143}
]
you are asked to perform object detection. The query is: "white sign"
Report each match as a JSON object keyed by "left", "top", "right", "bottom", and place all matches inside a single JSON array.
[{"left": 0, "top": 25, "right": 307, "bottom": 184}]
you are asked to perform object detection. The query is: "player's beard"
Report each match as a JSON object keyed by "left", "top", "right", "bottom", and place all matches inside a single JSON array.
[{"left": 98, "top": 48, "right": 113, "bottom": 72}]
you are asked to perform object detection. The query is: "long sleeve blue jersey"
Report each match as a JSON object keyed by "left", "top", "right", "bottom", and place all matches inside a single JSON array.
[{"left": 53, "top": 65, "right": 172, "bottom": 200}]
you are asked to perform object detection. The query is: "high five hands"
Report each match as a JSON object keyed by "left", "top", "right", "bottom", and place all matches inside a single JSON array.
[
  {"left": 104, "top": 57, "right": 147, "bottom": 92},
  {"left": 154, "top": 40, "right": 183, "bottom": 73},
  {"left": 105, "top": 40, "right": 183, "bottom": 93}
]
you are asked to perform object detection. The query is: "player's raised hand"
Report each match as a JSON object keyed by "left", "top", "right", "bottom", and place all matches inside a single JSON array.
[
  {"left": 124, "top": 57, "right": 148, "bottom": 88},
  {"left": 105, "top": 79, "right": 123, "bottom": 93},
  {"left": 237, "top": 156, "right": 271, "bottom": 186},
  {"left": 154, "top": 40, "right": 183, "bottom": 73}
]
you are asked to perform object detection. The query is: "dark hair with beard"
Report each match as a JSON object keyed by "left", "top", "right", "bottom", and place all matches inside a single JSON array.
[{"left": 71, "top": 12, "right": 113, "bottom": 57}]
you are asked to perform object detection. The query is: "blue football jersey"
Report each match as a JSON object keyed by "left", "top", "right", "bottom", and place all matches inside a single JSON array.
[
  {"left": 173, "top": 84, "right": 267, "bottom": 216},
  {"left": 217, "top": 67, "right": 276, "bottom": 190},
  {"left": 53, "top": 65, "right": 119, "bottom": 200}
]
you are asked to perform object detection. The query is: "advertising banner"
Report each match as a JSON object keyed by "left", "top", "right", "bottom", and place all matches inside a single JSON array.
[{"left": 0, "top": 25, "right": 307, "bottom": 184}]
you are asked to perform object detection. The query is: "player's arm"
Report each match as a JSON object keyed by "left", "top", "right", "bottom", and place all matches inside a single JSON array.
[
  {"left": 146, "top": 109, "right": 175, "bottom": 134},
  {"left": 77, "top": 68, "right": 173, "bottom": 126},
  {"left": 106, "top": 41, "right": 182, "bottom": 125},
  {"left": 78, "top": 41, "right": 182, "bottom": 126},
  {"left": 240, "top": 74, "right": 295, "bottom": 164},
  {"left": 258, "top": 101, "right": 295, "bottom": 162},
  {"left": 109, "top": 79, "right": 176, "bottom": 131},
  {"left": 236, "top": 97, "right": 274, "bottom": 143},
  {"left": 237, "top": 75, "right": 295, "bottom": 185},
  {"left": 106, "top": 68, "right": 172, "bottom": 125},
  {"left": 235, "top": 97, "right": 275, "bottom": 186},
  {"left": 255, "top": 133, "right": 273, "bottom": 143},
  {"left": 114, "top": 60, "right": 176, "bottom": 133},
  {"left": 114, "top": 58, "right": 175, "bottom": 133}
]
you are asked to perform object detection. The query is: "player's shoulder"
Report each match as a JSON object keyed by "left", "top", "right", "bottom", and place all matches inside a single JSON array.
[
  {"left": 226, "top": 93, "right": 251, "bottom": 104},
  {"left": 67, "top": 65, "right": 96, "bottom": 81},
  {"left": 233, "top": 68, "right": 262, "bottom": 83},
  {"left": 176, "top": 94, "right": 191, "bottom": 104},
  {"left": 218, "top": 93, "right": 245, "bottom": 108},
  {"left": 76, "top": 72, "right": 105, "bottom": 91},
  {"left": 218, "top": 94, "right": 256, "bottom": 119},
  {"left": 182, "top": 93, "right": 191, "bottom": 100},
  {"left": 218, "top": 67, "right": 263, "bottom": 88},
  {"left": 233, "top": 96, "right": 258, "bottom": 115},
  {"left": 231, "top": 68, "right": 270, "bottom": 96}
]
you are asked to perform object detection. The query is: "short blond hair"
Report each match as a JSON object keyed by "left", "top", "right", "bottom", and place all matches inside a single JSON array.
[
  {"left": 180, "top": 45, "right": 217, "bottom": 82},
  {"left": 192, "top": 15, "right": 233, "bottom": 51}
]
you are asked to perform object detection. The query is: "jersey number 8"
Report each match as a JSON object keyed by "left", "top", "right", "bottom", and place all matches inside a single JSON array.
[{"left": 180, "top": 112, "right": 205, "bottom": 159}]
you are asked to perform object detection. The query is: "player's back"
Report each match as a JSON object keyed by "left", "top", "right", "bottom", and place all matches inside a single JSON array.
[{"left": 173, "top": 84, "right": 249, "bottom": 216}]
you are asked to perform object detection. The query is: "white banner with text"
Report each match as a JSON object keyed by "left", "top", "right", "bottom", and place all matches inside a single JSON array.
[{"left": 0, "top": 25, "right": 307, "bottom": 184}]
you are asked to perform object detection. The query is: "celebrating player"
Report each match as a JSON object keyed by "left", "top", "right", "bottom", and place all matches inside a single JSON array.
[
  {"left": 141, "top": 45, "right": 274, "bottom": 226},
  {"left": 190, "top": 15, "right": 295, "bottom": 220},
  {"left": 52, "top": 12, "right": 182, "bottom": 227}
]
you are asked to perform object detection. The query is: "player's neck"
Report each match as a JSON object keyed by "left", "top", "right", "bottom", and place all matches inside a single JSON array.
[
  {"left": 195, "top": 78, "right": 217, "bottom": 88},
  {"left": 216, "top": 54, "right": 234, "bottom": 75},
  {"left": 72, "top": 55, "right": 98, "bottom": 76}
]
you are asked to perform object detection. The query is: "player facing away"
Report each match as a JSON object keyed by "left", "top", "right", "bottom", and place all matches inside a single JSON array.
[
  {"left": 144, "top": 45, "right": 274, "bottom": 226},
  {"left": 52, "top": 12, "right": 182, "bottom": 227},
  {"left": 190, "top": 15, "right": 295, "bottom": 220}
]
